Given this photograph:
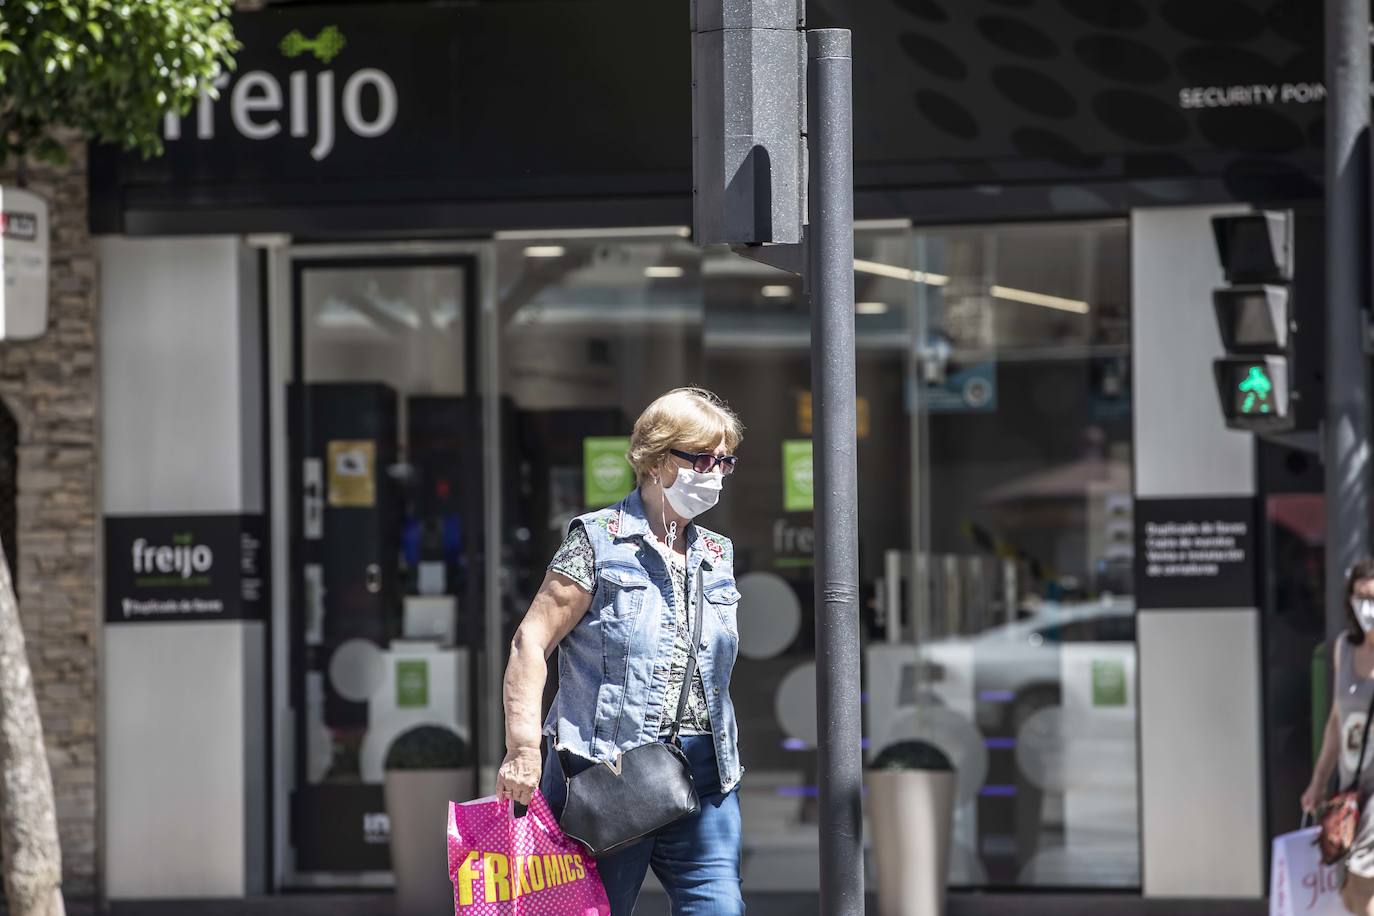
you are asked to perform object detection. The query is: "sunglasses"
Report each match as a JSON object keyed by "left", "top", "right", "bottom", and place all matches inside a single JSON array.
[{"left": 670, "top": 448, "right": 739, "bottom": 475}]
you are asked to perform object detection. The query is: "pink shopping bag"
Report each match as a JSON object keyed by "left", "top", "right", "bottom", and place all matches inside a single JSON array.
[{"left": 448, "top": 790, "right": 611, "bottom": 916}]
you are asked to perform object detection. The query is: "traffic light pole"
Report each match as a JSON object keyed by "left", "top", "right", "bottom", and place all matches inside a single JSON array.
[
  {"left": 806, "top": 29, "right": 864, "bottom": 916},
  {"left": 1324, "top": 0, "right": 1371, "bottom": 640},
  {"left": 692, "top": 10, "right": 863, "bottom": 912}
]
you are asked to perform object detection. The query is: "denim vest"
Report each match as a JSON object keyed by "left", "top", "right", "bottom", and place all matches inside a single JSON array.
[{"left": 542, "top": 488, "right": 744, "bottom": 793}]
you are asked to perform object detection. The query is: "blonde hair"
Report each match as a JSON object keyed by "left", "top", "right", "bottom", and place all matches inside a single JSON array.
[{"left": 628, "top": 387, "right": 744, "bottom": 484}]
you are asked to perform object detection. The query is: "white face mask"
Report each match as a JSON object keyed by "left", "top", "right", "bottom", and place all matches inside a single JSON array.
[
  {"left": 662, "top": 466, "right": 723, "bottom": 519},
  {"left": 1355, "top": 598, "right": 1374, "bottom": 633}
]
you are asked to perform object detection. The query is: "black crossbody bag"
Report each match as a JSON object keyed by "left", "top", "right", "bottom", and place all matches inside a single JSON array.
[{"left": 556, "top": 566, "right": 704, "bottom": 858}]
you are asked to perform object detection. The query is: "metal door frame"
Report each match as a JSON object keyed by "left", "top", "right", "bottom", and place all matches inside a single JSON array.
[{"left": 265, "top": 239, "right": 499, "bottom": 889}]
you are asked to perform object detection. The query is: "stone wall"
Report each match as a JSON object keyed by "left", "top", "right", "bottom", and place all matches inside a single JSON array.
[{"left": 0, "top": 136, "right": 101, "bottom": 900}]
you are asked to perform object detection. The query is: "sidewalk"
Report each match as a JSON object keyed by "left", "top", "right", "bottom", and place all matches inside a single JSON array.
[{"left": 48, "top": 892, "right": 1267, "bottom": 916}]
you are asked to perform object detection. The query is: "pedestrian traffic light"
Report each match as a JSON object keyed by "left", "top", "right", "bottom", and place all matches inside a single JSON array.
[{"left": 1210, "top": 211, "right": 1301, "bottom": 433}]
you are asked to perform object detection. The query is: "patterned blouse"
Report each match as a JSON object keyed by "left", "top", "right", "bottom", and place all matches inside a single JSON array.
[{"left": 549, "top": 524, "right": 713, "bottom": 735}]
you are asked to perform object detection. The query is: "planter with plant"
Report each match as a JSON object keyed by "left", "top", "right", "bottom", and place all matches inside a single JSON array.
[
  {"left": 383, "top": 725, "right": 475, "bottom": 916},
  {"left": 866, "top": 739, "right": 957, "bottom": 916}
]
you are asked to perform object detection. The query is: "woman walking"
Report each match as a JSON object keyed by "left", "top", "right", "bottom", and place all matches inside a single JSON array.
[
  {"left": 1304, "top": 559, "right": 1374, "bottom": 914},
  {"left": 496, "top": 387, "right": 746, "bottom": 916}
]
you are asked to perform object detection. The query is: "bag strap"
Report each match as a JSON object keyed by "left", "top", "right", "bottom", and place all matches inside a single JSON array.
[{"left": 668, "top": 564, "right": 705, "bottom": 743}]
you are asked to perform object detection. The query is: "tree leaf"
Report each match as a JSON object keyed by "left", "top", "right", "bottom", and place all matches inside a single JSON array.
[{"left": 0, "top": 0, "right": 239, "bottom": 160}]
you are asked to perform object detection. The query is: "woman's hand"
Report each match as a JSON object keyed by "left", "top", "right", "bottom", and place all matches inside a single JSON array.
[
  {"left": 496, "top": 746, "right": 542, "bottom": 806},
  {"left": 1303, "top": 780, "right": 1325, "bottom": 817}
]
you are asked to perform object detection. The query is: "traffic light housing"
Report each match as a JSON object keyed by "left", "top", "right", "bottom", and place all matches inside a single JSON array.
[
  {"left": 691, "top": 0, "right": 806, "bottom": 246},
  {"left": 1210, "top": 210, "right": 1311, "bottom": 434}
]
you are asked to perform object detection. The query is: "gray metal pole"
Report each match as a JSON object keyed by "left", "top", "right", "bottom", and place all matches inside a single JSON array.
[
  {"left": 1324, "top": 0, "right": 1371, "bottom": 641},
  {"left": 806, "top": 28, "right": 864, "bottom": 916}
]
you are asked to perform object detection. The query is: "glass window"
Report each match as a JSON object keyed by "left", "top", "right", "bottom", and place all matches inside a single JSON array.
[
  {"left": 494, "top": 219, "right": 1136, "bottom": 894},
  {"left": 897, "top": 221, "right": 1137, "bottom": 889},
  {"left": 286, "top": 258, "right": 481, "bottom": 880},
  {"left": 493, "top": 234, "right": 704, "bottom": 621}
]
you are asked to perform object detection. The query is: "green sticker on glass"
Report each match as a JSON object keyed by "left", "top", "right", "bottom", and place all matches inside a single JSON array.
[
  {"left": 1091, "top": 659, "right": 1127, "bottom": 707},
  {"left": 583, "top": 437, "right": 634, "bottom": 507},
  {"left": 396, "top": 660, "right": 429, "bottom": 709},
  {"left": 782, "top": 440, "right": 814, "bottom": 512}
]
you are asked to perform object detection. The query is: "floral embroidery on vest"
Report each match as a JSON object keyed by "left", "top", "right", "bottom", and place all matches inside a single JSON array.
[{"left": 700, "top": 532, "right": 727, "bottom": 564}]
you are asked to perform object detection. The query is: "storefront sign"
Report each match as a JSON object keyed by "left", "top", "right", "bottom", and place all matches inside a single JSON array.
[
  {"left": 771, "top": 518, "right": 815, "bottom": 570},
  {"left": 1178, "top": 82, "right": 1326, "bottom": 110},
  {"left": 91, "top": 1, "right": 1331, "bottom": 234},
  {"left": 782, "top": 439, "right": 813, "bottom": 513},
  {"left": 1091, "top": 660, "right": 1127, "bottom": 708},
  {"left": 1134, "top": 497, "right": 1257, "bottom": 609},
  {"left": 163, "top": 50, "right": 398, "bottom": 162},
  {"left": 0, "top": 186, "right": 48, "bottom": 340},
  {"left": 582, "top": 436, "right": 632, "bottom": 508},
  {"left": 395, "top": 659, "right": 428, "bottom": 708},
  {"left": 327, "top": 439, "right": 375, "bottom": 507},
  {"left": 303, "top": 457, "right": 324, "bottom": 538},
  {"left": 292, "top": 785, "right": 392, "bottom": 870},
  {"left": 920, "top": 362, "right": 997, "bottom": 413},
  {"left": 105, "top": 514, "right": 267, "bottom": 623},
  {"left": 90, "top": 1, "right": 691, "bottom": 233}
]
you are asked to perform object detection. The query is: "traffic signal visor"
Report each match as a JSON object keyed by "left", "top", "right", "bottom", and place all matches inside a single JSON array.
[
  {"left": 1213, "top": 285, "right": 1289, "bottom": 352},
  {"left": 1211, "top": 211, "right": 1292, "bottom": 284}
]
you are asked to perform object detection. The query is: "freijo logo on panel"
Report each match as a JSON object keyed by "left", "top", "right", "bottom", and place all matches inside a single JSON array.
[
  {"left": 162, "top": 25, "right": 398, "bottom": 161},
  {"left": 131, "top": 534, "right": 214, "bottom": 582}
]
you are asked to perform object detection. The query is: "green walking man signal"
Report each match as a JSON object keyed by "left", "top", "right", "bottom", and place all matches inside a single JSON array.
[{"left": 1238, "top": 365, "right": 1273, "bottom": 415}]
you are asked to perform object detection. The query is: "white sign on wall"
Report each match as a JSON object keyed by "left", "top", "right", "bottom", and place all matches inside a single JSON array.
[{"left": 0, "top": 186, "right": 49, "bottom": 340}]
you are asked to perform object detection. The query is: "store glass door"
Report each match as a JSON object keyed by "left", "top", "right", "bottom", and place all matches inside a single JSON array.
[{"left": 285, "top": 256, "right": 482, "bottom": 881}]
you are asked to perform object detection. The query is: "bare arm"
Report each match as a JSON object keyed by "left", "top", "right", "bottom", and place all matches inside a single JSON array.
[
  {"left": 1305, "top": 643, "right": 1346, "bottom": 812},
  {"left": 1311, "top": 699, "right": 1342, "bottom": 791},
  {"left": 495, "top": 570, "right": 592, "bottom": 803}
]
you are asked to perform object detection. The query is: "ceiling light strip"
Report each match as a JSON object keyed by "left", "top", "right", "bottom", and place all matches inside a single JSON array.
[
  {"left": 852, "top": 258, "right": 949, "bottom": 286},
  {"left": 989, "top": 285, "right": 1090, "bottom": 314},
  {"left": 853, "top": 259, "right": 1089, "bottom": 314},
  {"left": 496, "top": 226, "right": 692, "bottom": 240}
]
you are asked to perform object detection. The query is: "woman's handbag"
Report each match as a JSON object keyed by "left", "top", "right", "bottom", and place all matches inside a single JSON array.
[
  {"left": 556, "top": 566, "right": 705, "bottom": 858},
  {"left": 1318, "top": 687, "right": 1374, "bottom": 865}
]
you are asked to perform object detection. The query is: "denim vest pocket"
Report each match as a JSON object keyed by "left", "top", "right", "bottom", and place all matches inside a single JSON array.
[
  {"left": 596, "top": 562, "right": 651, "bottom": 616},
  {"left": 703, "top": 578, "right": 741, "bottom": 636}
]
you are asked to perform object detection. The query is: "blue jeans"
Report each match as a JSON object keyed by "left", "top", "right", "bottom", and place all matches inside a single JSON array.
[{"left": 541, "top": 735, "right": 745, "bottom": 916}]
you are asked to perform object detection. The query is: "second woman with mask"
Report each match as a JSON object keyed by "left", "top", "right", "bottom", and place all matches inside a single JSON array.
[
  {"left": 494, "top": 386, "right": 747, "bottom": 916},
  {"left": 1305, "top": 559, "right": 1374, "bottom": 915}
]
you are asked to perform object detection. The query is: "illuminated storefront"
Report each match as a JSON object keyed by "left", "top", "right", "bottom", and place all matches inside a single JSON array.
[{"left": 91, "top": 0, "right": 1327, "bottom": 905}]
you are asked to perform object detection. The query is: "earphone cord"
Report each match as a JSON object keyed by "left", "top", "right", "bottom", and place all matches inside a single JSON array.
[
  {"left": 657, "top": 473, "right": 678, "bottom": 551},
  {"left": 663, "top": 509, "right": 678, "bottom": 552}
]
